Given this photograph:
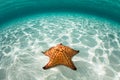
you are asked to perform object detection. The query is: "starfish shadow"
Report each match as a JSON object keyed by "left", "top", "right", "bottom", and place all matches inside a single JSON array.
[{"left": 58, "top": 61, "right": 99, "bottom": 80}]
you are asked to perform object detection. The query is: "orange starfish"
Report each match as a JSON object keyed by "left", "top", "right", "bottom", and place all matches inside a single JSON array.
[{"left": 42, "top": 43, "right": 79, "bottom": 70}]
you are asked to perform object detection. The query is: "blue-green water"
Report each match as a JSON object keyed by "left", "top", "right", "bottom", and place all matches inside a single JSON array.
[
  {"left": 0, "top": 0, "right": 120, "bottom": 80},
  {"left": 0, "top": 0, "right": 120, "bottom": 25}
]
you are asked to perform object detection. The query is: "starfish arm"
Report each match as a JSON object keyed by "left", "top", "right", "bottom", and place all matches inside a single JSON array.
[
  {"left": 58, "top": 51, "right": 77, "bottom": 70},
  {"left": 73, "top": 50, "right": 79, "bottom": 55},
  {"left": 43, "top": 51, "right": 59, "bottom": 69},
  {"left": 43, "top": 60, "right": 58, "bottom": 69},
  {"left": 62, "top": 60, "right": 77, "bottom": 70},
  {"left": 43, "top": 47, "right": 55, "bottom": 57},
  {"left": 64, "top": 48, "right": 79, "bottom": 58}
]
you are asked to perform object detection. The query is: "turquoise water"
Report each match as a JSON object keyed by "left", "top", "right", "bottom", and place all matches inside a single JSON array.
[
  {"left": 0, "top": 0, "right": 120, "bottom": 80},
  {"left": 0, "top": 0, "right": 120, "bottom": 25}
]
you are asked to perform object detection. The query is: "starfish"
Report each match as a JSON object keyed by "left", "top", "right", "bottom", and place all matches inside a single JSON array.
[{"left": 42, "top": 43, "right": 79, "bottom": 70}]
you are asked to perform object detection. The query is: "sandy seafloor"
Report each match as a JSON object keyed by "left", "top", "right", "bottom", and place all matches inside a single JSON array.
[{"left": 0, "top": 12, "right": 120, "bottom": 80}]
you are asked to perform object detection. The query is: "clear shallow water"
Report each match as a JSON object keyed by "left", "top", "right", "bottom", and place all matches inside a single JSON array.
[{"left": 0, "top": 12, "right": 120, "bottom": 80}]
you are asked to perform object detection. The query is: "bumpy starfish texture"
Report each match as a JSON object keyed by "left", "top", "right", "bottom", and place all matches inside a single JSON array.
[{"left": 42, "top": 43, "right": 79, "bottom": 70}]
